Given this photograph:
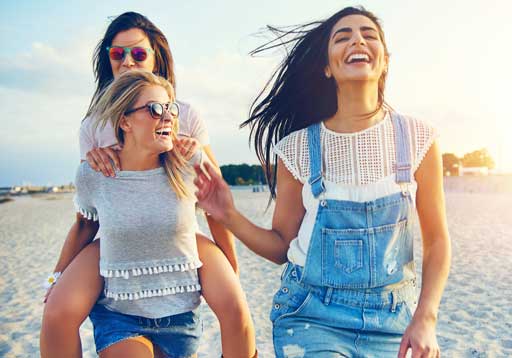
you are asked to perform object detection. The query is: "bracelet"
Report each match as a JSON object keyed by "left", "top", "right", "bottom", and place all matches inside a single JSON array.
[{"left": 43, "top": 272, "right": 62, "bottom": 289}]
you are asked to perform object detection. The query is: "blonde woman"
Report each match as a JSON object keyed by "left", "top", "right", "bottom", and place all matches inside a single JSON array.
[{"left": 72, "top": 70, "right": 204, "bottom": 357}]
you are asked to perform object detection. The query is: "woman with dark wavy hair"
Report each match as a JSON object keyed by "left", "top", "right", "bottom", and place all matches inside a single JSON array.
[
  {"left": 40, "top": 12, "right": 256, "bottom": 358},
  {"left": 195, "top": 6, "right": 450, "bottom": 358}
]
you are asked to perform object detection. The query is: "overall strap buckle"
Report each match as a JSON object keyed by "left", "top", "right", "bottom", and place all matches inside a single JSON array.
[{"left": 399, "top": 182, "right": 410, "bottom": 196}]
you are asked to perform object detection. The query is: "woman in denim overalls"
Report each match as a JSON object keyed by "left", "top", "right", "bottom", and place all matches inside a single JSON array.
[{"left": 194, "top": 6, "right": 450, "bottom": 358}]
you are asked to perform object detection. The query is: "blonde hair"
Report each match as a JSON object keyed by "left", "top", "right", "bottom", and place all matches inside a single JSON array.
[{"left": 92, "top": 70, "right": 190, "bottom": 198}]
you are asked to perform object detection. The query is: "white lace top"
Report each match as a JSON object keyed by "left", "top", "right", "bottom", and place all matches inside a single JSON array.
[{"left": 273, "top": 112, "right": 438, "bottom": 266}]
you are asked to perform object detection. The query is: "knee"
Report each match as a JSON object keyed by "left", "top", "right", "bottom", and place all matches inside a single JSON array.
[
  {"left": 42, "top": 294, "right": 83, "bottom": 329},
  {"left": 212, "top": 291, "right": 251, "bottom": 326}
]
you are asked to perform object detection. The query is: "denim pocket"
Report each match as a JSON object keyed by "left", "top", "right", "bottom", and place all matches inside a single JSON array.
[
  {"left": 334, "top": 239, "right": 363, "bottom": 273},
  {"left": 320, "top": 228, "right": 369, "bottom": 288},
  {"left": 269, "top": 278, "right": 312, "bottom": 324}
]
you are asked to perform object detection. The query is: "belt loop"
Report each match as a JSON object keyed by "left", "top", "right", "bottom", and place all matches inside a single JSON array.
[
  {"left": 390, "top": 291, "right": 398, "bottom": 313},
  {"left": 281, "top": 262, "right": 290, "bottom": 280},
  {"left": 323, "top": 287, "right": 333, "bottom": 306}
]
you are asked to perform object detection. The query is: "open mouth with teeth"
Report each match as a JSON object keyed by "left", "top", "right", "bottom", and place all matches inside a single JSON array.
[
  {"left": 345, "top": 53, "right": 371, "bottom": 64},
  {"left": 155, "top": 129, "right": 172, "bottom": 137}
]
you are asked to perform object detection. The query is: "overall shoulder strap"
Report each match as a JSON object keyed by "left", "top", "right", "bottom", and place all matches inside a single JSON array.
[
  {"left": 307, "top": 123, "right": 325, "bottom": 197},
  {"left": 392, "top": 113, "right": 412, "bottom": 184}
]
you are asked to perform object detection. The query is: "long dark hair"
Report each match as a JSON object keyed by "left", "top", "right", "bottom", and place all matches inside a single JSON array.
[
  {"left": 86, "top": 12, "right": 175, "bottom": 117},
  {"left": 241, "top": 6, "right": 389, "bottom": 198}
]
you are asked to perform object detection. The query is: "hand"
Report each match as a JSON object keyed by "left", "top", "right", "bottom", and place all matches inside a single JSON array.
[
  {"left": 193, "top": 161, "right": 235, "bottom": 223},
  {"left": 175, "top": 136, "right": 200, "bottom": 161},
  {"left": 86, "top": 147, "right": 121, "bottom": 177},
  {"left": 398, "top": 315, "right": 440, "bottom": 358},
  {"left": 43, "top": 285, "right": 54, "bottom": 303}
]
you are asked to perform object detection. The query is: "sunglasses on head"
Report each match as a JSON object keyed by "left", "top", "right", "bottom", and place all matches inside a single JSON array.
[
  {"left": 124, "top": 102, "right": 180, "bottom": 120},
  {"left": 106, "top": 46, "right": 154, "bottom": 62}
]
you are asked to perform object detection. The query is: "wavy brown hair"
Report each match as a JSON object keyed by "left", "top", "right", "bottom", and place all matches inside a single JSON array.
[
  {"left": 86, "top": 12, "right": 175, "bottom": 118},
  {"left": 242, "top": 6, "right": 389, "bottom": 199}
]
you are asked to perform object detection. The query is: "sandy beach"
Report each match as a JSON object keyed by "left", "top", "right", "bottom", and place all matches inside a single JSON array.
[{"left": 0, "top": 178, "right": 511, "bottom": 357}]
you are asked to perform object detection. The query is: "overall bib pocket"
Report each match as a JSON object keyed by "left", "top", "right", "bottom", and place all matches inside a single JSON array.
[
  {"left": 334, "top": 239, "right": 363, "bottom": 273},
  {"left": 320, "top": 227, "right": 369, "bottom": 288}
]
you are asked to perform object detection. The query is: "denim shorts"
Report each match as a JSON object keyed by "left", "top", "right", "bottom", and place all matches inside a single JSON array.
[
  {"left": 270, "top": 263, "right": 417, "bottom": 358},
  {"left": 89, "top": 303, "right": 202, "bottom": 357}
]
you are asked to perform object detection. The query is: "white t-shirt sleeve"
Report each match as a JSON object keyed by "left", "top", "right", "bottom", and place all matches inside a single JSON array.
[
  {"left": 184, "top": 103, "right": 210, "bottom": 146},
  {"left": 79, "top": 116, "right": 119, "bottom": 161},
  {"left": 79, "top": 117, "right": 96, "bottom": 161}
]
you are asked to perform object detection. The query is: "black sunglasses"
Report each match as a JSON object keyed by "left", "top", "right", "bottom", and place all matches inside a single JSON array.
[{"left": 124, "top": 102, "right": 180, "bottom": 120}]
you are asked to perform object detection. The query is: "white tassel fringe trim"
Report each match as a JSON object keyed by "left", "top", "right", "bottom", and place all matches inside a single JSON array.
[
  {"left": 100, "top": 261, "right": 202, "bottom": 280},
  {"left": 105, "top": 284, "right": 202, "bottom": 301},
  {"left": 73, "top": 201, "right": 99, "bottom": 221}
]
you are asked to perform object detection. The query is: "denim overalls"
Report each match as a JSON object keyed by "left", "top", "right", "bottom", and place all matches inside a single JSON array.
[{"left": 271, "top": 114, "right": 418, "bottom": 358}]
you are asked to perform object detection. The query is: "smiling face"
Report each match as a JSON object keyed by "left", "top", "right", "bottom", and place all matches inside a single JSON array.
[
  {"left": 120, "top": 84, "right": 177, "bottom": 154},
  {"left": 110, "top": 28, "right": 156, "bottom": 79},
  {"left": 325, "top": 15, "right": 388, "bottom": 85}
]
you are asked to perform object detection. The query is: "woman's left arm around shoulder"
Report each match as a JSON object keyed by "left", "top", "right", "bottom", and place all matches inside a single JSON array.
[{"left": 398, "top": 140, "right": 451, "bottom": 358}]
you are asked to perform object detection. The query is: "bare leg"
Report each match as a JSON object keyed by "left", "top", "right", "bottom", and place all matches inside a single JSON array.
[
  {"left": 40, "top": 240, "right": 103, "bottom": 358},
  {"left": 99, "top": 336, "right": 153, "bottom": 358},
  {"left": 99, "top": 336, "right": 197, "bottom": 358},
  {"left": 197, "top": 235, "right": 256, "bottom": 358}
]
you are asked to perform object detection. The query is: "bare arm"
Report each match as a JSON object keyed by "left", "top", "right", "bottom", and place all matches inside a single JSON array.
[
  {"left": 51, "top": 213, "right": 99, "bottom": 273},
  {"left": 194, "top": 159, "right": 305, "bottom": 265},
  {"left": 52, "top": 159, "right": 101, "bottom": 273},
  {"left": 201, "top": 145, "right": 239, "bottom": 273},
  {"left": 399, "top": 141, "right": 451, "bottom": 357},
  {"left": 414, "top": 141, "right": 451, "bottom": 323}
]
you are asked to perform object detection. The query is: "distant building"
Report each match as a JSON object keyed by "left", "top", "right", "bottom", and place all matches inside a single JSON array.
[
  {"left": 458, "top": 166, "right": 489, "bottom": 176},
  {"left": 10, "top": 186, "right": 27, "bottom": 194}
]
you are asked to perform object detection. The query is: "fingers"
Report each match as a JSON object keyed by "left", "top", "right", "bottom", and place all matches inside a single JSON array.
[
  {"left": 202, "top": 161, "right": 220, "bottom": 181},
  {"left": 412, "top": 349, "right": 423, "bottom": 358},
  {"left": 43, "top": 286, "right": 53, "bottom": 303},
  {"left": 193, "top": 164, "right": 209, "bottom": 185},
  {"left": 86, "top": 148, "right": 117, "bottom": 177},
  {"left": 194, "top": 161, "right": 213, "bottom": 184},
  {"left": 193, "top": 161, "right": 227, "bottom": 202},
  {"left": 186, "top": 141, "right": 199, "bottom": 160},
  {"left": 397, "top": 335, "right": 410, "bottom": 358},
  {"left": 410, "top": 345, "right": 439, "bottom": 358},
  {"left": 193, "top": 173, "right": 210, "bottom": 202},
  {"left": 176, "top": 137, "right": 200, "bottom": 160},
  {"left": 103, "top": 147, "right": 121, "bottom": 171}
]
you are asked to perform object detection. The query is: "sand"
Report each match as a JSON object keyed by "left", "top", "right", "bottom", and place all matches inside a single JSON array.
[{"left": 0, "top": 179, "right": 511, "bottom": 357}]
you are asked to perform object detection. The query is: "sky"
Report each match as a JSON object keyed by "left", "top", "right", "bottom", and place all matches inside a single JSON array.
[{"left": 0, "top": 0, "right": 510, "bottom": 186}]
